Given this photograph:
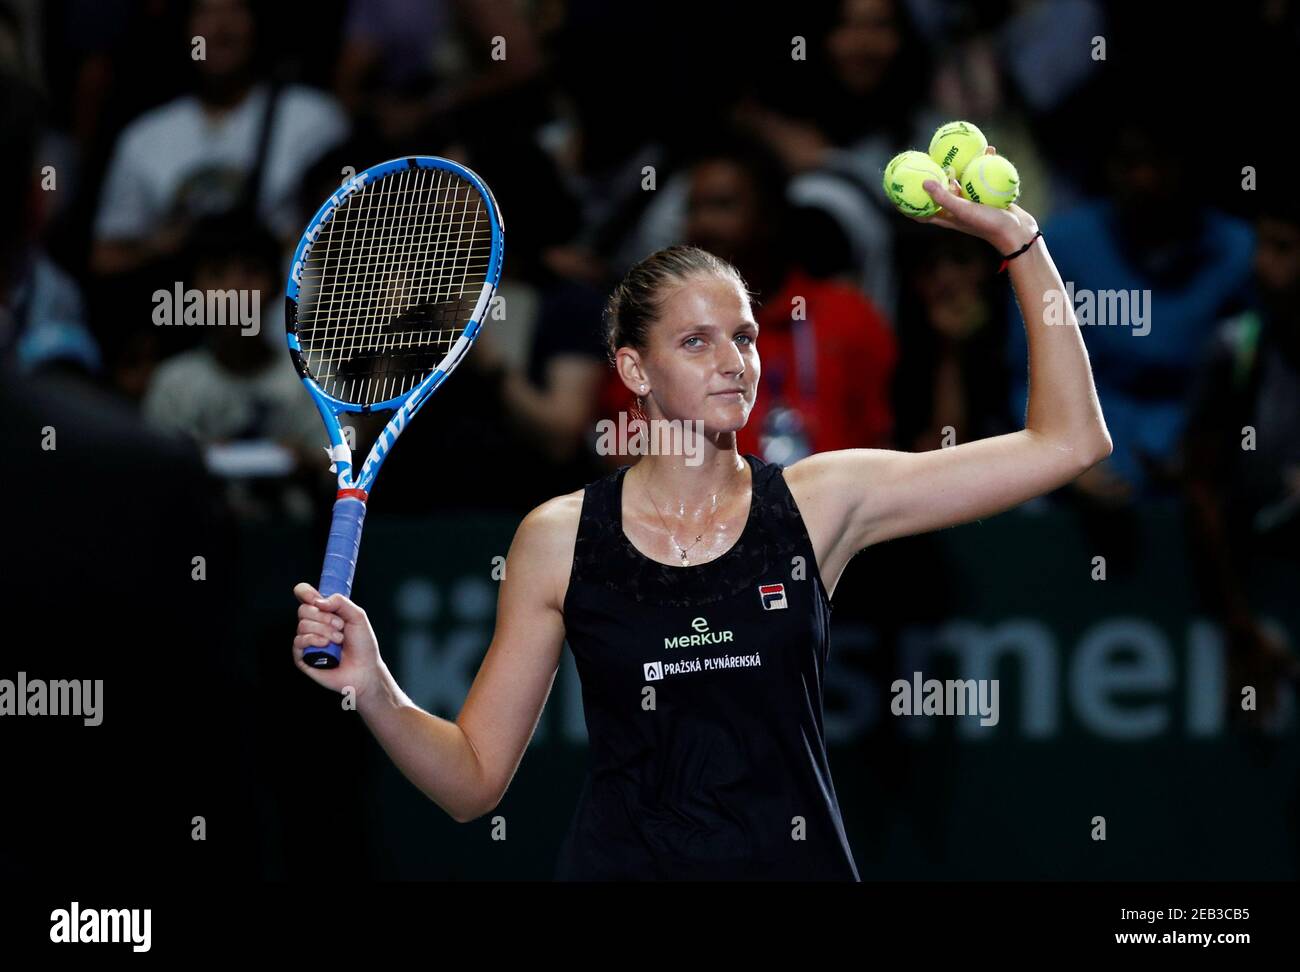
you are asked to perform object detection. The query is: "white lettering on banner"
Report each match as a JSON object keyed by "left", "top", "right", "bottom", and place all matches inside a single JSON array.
[{"left": 387, "top": 580, "right": 1296, "bottom": 744}]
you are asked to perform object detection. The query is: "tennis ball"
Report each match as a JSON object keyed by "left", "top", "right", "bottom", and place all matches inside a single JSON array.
[
  {"left": 882, "top": 150, "right": 947, "bottom": 218},
  {"left": 929, "top": 121, "right": 988, "bottom": 178},
  {"left": 959, "top": 154, "right": 1021, "bottom": 208}
]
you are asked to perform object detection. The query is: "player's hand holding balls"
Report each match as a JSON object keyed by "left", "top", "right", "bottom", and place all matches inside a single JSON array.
[
  {"left": 882, "top": 120, "right": 1036, "bottom": 253},
  {"left": 292, "top": 582, "right": 387, "bottom": 700}
]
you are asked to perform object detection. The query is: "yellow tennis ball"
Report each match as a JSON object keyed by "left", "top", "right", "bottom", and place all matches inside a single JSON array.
[
  {"left": 960, "top": 154, "right": 1020, "bottom": 208},
  {"left": 929, "top": 121, "right": 988, "bottom": 178},
  {"left": 882, "top": 150, "right": 947, "bottom": 218}
]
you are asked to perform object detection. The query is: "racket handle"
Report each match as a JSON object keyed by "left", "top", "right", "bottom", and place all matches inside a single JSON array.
[{"left": 305, "top": 492, "right": 368, "bottom": 669}]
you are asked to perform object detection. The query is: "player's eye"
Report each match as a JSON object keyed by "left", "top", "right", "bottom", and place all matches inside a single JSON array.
[
  {"left": 682, "top": 336, "right": 704, "bottom": 348},
  {"left": 735, "top": 333, "right": 754, "bottom": 346}
]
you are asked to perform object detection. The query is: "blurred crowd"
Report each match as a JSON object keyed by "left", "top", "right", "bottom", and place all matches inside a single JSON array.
[{"left": 2, "top": 0, "right": 1298, "bottom": 701}]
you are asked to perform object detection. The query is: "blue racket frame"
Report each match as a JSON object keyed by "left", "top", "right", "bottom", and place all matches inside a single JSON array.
[{"left": 286, "top": 155, "right": 504, "bottom": 667}]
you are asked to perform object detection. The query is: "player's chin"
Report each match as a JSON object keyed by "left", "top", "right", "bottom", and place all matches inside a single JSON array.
[{"left": 699, "top": 393, "right": 752, "bottom": 433}]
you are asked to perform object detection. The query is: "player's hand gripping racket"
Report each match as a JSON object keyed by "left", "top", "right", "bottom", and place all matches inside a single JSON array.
[{"left": 287, "top": 156, "right": 504, "bottom": 668}]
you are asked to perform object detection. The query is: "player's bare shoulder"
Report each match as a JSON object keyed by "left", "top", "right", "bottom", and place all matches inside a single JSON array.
[
  {"left": 508, "top": 489, "right": 584, "bottom": 608},
  {"left": 518, "top": 489, "right": 583, "bottom": 548},
  {"left": 783, "top": 450, "right": 868, "bottom": 528}
]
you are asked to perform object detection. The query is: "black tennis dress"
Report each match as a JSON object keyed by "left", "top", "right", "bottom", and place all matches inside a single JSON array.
[{"left": 555, "top": 454, "right": 860, "bottom": 880}]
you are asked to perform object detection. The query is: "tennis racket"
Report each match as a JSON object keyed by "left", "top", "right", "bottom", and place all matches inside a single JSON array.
[{"left": 287, "top": 155, "right": 504, "bottom": 668}]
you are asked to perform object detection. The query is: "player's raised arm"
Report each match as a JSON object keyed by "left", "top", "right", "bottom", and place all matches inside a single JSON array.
[
  {"left": 292, "top": 493, "right": 577, "bottom": 823},
  {"left": 786, "top": 147, "right": 1111, "bottom": 592}
]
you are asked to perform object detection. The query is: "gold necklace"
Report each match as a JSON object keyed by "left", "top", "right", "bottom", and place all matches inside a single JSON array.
[{"left": 638, "top": 475, "right": 722, "bottom": 566}]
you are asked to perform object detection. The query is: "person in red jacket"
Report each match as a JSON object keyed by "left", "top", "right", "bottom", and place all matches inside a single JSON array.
[
  {"left": 685, "top": 131, "right": 896, "bottom": 461},
  {"left": 738, "top": 266, "right": 897, "bottom": 458}
]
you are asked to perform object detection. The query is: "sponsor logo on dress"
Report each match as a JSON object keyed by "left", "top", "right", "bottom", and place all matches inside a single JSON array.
[
  {"left": 759, "top": 583, "right": 787, "bottom": 610},
  {"left": 647, "top": 618, "right": 760, "bottom": 680},
  {"left": 664, "top": 616, "right": 735, "bottom": 650}
]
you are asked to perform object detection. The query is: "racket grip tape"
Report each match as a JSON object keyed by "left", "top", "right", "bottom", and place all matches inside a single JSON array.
[{"left": 305, "top": 492, "right": 368, "bottom": 669}]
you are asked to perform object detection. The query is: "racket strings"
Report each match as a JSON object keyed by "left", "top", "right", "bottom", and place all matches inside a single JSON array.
[{"left": 295, "top": 166, "right": 493, "bottom": 405}]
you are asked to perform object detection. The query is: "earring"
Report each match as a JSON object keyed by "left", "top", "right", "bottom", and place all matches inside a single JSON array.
[{"left": 640, "top": 384, "right": 646, "bottom": 392}]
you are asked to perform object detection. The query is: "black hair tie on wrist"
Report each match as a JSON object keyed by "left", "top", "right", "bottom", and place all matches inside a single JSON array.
[{"left": 998, "top": 230, "right": 1043, "bottom": 273}]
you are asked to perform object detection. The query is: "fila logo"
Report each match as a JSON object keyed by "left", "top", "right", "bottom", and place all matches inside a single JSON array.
[
  {"left": 644, "top": 662, "right": 663, "bottom": 681},
  {"left": 759, "top": 583, "right": 787, "bottom": 610}
]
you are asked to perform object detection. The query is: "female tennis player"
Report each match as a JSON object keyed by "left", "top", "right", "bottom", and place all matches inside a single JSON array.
[{"left": 292, "top": 149, "right": 1111, "bottom": 880}]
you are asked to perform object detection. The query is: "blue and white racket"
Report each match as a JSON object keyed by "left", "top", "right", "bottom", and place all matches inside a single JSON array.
[{"left": 287, "top": 156, "right": 504, "bottom": 668}]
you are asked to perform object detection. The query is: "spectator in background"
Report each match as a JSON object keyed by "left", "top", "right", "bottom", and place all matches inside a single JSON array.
[
  {"left": 334, "top": 0, "right": 543, "bottom": 149},
  {"left": 912, "top": 0, "right": 1061, "bottom": 220},
  {"left": 739, "top": 0, "right": 934, "bottom": 174},
  {"left": 486, "top": 280, "right": 608, "bottom": 464},
  {"left": 1006, "top": 93, "right": 1255, "bottom": 505},
  {"left": 0, "top": 2, "right": 34, "bottom": 70},
  {"left": 141, "top": 214, "right": 323, "bottom": 521},
  {"left": 893, "top": 0, "right": 1105, "bottom": 220},
  {"left": 334, "top": 0, "right": 453, "bottom": 123},
  {"left": 734, "top": 0, "right": 942, "bottom": 321},
  {"left": 540, "top": 0, "right": 780, "bottom": 288},
  {"left": 1183, "top": 192, "right": 1300, "bottom": 726},
  {"left": 45, "top": 0, "right": 193, "bottom": 161},
  {"left": 0, "top": 68, "right": 100, "bottom": 376},
  {"left": 91, "top": 0, "right": 348, "bottom": 278},
  {"left": 655, "top": 131, "right": 896, "bottom": 463},
  {"left": 891, "top": 226, "right": 1010, "bottom": 452}
]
